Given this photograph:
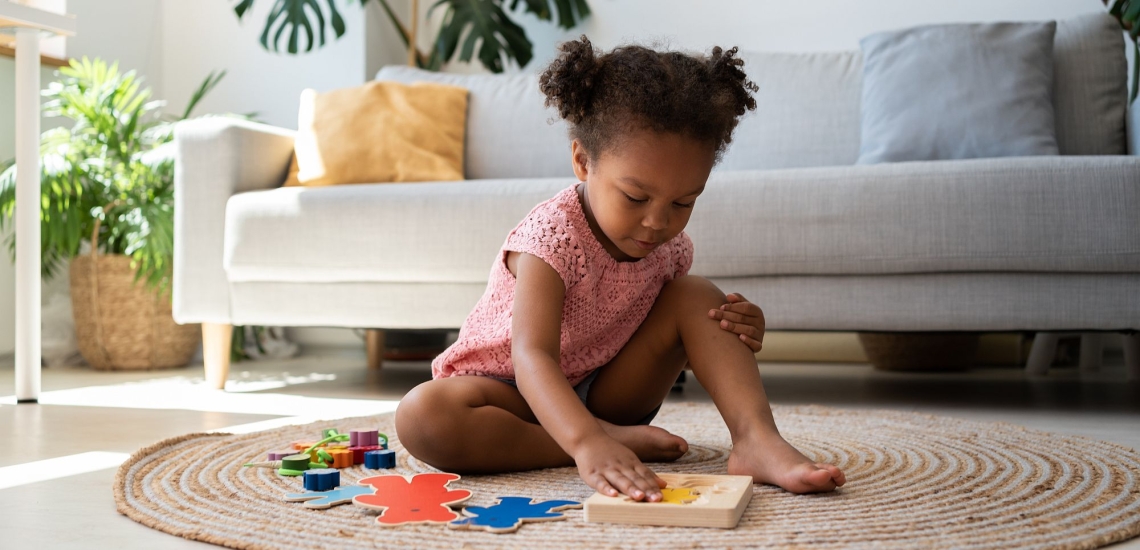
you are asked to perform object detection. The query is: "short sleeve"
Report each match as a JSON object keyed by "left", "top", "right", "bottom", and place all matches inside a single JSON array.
[
  {"left": 503, "top": 203, "right": 586, "bottom": 290},
  {"left": 671, "top": 231, "right": 694, "bottom": 279}
]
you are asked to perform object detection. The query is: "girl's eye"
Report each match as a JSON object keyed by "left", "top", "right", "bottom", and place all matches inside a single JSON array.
[
  {"left": 674, "top": 201, "right": 695, "bottom": 208},
  {"left": 624, "top": 193, "right": 648, "bottom": 204}
]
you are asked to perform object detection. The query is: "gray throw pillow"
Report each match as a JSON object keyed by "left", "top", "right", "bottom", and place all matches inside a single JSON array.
[{"left": 857, "top": 21, "right": 1059, "bottom": 164}]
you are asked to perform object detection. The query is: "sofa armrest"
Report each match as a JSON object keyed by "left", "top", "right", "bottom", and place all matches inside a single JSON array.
[
  {"left": 173, "top": 117, "right": 296, "bottom": 325},
  {"left": 1129, "top": 99, "right": 1139, "bottom": 156}
]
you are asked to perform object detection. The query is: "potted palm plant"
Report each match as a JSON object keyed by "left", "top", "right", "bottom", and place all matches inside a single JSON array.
[{"left": 0, "top": 58, "right": 226, "bottom": 370}]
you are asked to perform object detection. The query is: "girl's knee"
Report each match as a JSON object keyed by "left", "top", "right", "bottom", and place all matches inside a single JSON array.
[
  {"left": 662, "top": 275, "right": 726, "bottom": 306},
  {"left": 396, "top": 382, "right": 461, "bottom": 460}
]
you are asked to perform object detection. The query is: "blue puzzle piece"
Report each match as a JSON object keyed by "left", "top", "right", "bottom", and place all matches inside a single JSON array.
[
  {"left": 449, "top": 496, "right": 581, "bottom": 533},
  {"left": 284, "top": 485, "right": 375, "bottom": 509}
]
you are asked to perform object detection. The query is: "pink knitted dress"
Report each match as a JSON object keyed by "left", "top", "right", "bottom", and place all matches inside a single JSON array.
[{"left": 431, "top": 183, "right": 694, "bottom": 385}]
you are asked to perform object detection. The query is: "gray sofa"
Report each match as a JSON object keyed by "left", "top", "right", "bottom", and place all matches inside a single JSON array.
[{"left": 174, "top": 14, "right": 1140, "bottom": 388}]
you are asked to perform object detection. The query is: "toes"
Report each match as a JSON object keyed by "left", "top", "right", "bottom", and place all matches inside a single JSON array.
[{"left": 816, "top": 463, "right": 847, "bottom": 486}]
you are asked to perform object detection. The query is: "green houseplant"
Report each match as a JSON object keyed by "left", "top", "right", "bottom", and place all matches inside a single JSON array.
[
  {"left": 1105, "top": 0, "right": 1140, "bottom": 102},
  {"left": 0, "top": 57, "right": 226, "bottom": 369},
  {"left": 232, "top": 0, "right": 590, "bottom": 73}
]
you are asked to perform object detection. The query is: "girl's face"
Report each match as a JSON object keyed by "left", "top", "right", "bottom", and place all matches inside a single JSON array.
[{"left": 571, "top": 129, "right": 716, "bottom": 262}]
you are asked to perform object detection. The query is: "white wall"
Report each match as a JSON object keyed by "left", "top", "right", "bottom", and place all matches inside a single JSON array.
[
  {"left": 512, "top": 0, "right": 1112, "bottom": 71},
  {"left": 161, "top": 0, "right": 369, "bottom": 129}
]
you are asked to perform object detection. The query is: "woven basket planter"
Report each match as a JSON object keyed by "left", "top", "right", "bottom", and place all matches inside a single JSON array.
[
  {"left": 69, "top": 253, "right": 200, "bottom": 370},
  {"left": 857, "top": 332, "right": 981, "bottom": 372}
]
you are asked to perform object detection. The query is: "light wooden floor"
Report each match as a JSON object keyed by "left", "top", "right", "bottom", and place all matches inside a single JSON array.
[{"left": 1, "top": 347, "right": 1137, "bottom": 548}]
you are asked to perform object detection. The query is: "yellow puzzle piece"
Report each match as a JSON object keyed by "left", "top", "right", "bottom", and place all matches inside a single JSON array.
[{"left": 659, "top": 487, "right": 699, "bottom": 505}]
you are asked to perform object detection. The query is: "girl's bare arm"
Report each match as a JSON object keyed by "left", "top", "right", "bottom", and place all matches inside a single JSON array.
[{"left": 509, "top": 251, "right": 664, "bottom": 501}]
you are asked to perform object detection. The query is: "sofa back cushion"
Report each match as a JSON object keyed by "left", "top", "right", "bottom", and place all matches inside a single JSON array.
[
  {"left": 1052, "top": 13, "right": 1129, "bottom": 156},
  {"left": 378, "top": 13, "right": 1126, "bottom": 179},
  {"left": 717, "top": 50, "right": 864, "bottom": 171},
  {"left": 375, "top": 66, "right": 574, "bottom": 180}
]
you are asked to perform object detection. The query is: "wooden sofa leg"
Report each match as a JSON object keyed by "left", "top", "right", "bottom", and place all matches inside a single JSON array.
[
  {"left": 203, "top": 323, "right": 233, "bottom": 390},
  {"left": 366, "top": 329, "right": 385, "bottom": 370},
  {"left": 1079, "top": 334, "right": 1104, "bottom": 374},
  {"left": 1124, "top": 332, "right": 1140, "bottom": 381},
  {"left": 1026, "top": 332, "right": 1060, "bottom": 376}
]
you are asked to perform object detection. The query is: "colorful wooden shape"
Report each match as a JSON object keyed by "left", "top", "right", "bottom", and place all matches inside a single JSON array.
[
  {"left": 660, "top": 487, "right": 699, "bottom": 505},
  {"left": 448, "top": 497, "right": 582, "bottom": 534},
  {"left": 243, "top": 460, "right": 281, "bottom": 469},
  {"left": 267, "top": 450, "right": 293, "bottom": 461},
  {"left": 349, "top": 445, "right": 384, "bottom": 463},
  {"left": 280, "top": 454, "right": 311, "bottom": 471},
  {"left": 292, "top": 441, "right": 320, "bottom": 451},
  {"left": 352, "top": 473, "right": 472, "bottom": 526},
  {"left": 583, "top": 473, "right": 754, "bottom": 529},
  {"left": 328, "top": 448, "right": 353, "bottom": 469},
  {"left": 303, "top": 468, "right": 340, "bottom": 491},
  {"left": 350, "top": 430, "right": 380, "bottom": 447},
  {"left": 285, "top": 485, "right": 376, "bottom": 509},
  {"left": 364, "top": 449, "right": 396, "bottom": 469}
]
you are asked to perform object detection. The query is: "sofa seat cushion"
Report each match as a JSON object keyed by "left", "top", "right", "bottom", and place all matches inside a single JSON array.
[
  {"left": 223, "top": 156, "right": 1140, "bottom": 284},
  {"left": 225, "top": 179, "right": 575, "bottom": 284},
  {"left": 688, "top": 156, "right": 1140, "bottom": 277}
]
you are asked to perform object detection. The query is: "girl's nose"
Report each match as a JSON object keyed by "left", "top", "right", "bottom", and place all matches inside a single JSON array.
[{"left": 643, "top": 209, "right": 669, "bottom": 231}]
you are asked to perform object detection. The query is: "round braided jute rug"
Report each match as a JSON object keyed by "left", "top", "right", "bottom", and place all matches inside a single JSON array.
[{"left": 114, "top": 403, "right": 1140, "bottom": 549}]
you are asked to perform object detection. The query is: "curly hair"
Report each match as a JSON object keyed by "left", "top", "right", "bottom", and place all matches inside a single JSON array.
[{"left": 539, "top": 35, "right": 758, "bottom": 162}]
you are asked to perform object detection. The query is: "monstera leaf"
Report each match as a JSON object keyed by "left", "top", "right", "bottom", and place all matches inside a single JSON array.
[
  {"left": 232, "top": 0, "right": 590, "bottom": 73},
  {"left": 1104, "top": 0, "right": 1139, "bottom": 102}
]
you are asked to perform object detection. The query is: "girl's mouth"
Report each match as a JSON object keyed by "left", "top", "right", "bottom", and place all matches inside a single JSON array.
[{"left": 633, "top": 239, "right": 657, "bottom": 251}]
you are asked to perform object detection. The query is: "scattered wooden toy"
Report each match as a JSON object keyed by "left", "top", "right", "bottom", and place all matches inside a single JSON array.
[
  {"left": 364, "top": 449, "right": 396, "bottom": 469},
  {"left": 303, "top": 468, "right": 340, "bottom": 491},
  {"left": 242, "top": 460, "right": 283, "bottom": 469},
  {"left": 349, "top": 445, "right": 385, "bottom": 463},
  {"left": 327, "top": 448, "right": 354, "bottom": 468},
  {"left": 267, "top": 450, "right": 294, "bottom": 461},
  {"left": 448, "top": 497, "right": 582, "bottom": 534},
  {"left": 583, "top": 473, "right": 753, "bottom": 529},
  {"left": 352, "top": 473, "right": 472, "bottom": 526},
  {"left": 660, "top": 487, "right": 700, "bottom": 505},
  {"left": 285, "top": 485, "right": 376, "bottom": 509},
  {"left": 275, "top": 453, "right": 315, "bottom": 476},
  {"left": 350, "top": 429, "right": 380, "bottom": 447}
]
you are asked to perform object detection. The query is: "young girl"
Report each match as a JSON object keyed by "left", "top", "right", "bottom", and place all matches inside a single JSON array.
[{"left": 396, "top": 37, "right": 846, "bottom": 501}]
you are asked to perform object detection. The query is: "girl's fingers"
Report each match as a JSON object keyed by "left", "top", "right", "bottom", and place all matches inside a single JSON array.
[
  {"left": 711, "top": 309, "right": 757, "bottom": 325},
  {"left": 595, "top": 477, "right": 619, "bottom": 497},
  {"left": 629, "top": 471, "right": 662, "bottom": 502},
  {"left": 719, "top": 319, "right": 764, "bottom": 340},
  {"left": 609, "top": 472, "right": 645, "bottom": 501},
  {"left": 741, "top": 333, "right": 763, "bottom": 352}
]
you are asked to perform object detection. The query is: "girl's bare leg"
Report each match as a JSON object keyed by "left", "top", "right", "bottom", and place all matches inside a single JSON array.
[
  {"left": 395, "top": 375, "right": 687, "bottom": 474},
  {"left": 586, "top": 275, "right": 846, "bottom": 493}
]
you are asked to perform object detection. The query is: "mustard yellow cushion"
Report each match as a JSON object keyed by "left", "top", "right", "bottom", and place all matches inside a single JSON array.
[{"left": 284, "top": 81, "right": 468, "bottom": 187}]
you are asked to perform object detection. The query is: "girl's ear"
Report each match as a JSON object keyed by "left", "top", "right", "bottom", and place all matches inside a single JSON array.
[{"left": 570, "top": 140, "right": 590, "bottom": 181}]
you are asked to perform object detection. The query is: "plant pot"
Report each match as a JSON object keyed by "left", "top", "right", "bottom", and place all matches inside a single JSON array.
[
  {"left": 69, "top": 253, "right": 200, "bottom": 370},
  {"left": 856, "top": 332, "right": 981, "bottom": 372}
]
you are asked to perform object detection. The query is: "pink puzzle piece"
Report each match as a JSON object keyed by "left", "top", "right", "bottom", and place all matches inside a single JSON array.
[{"left": 352, "top": 473, "right": 472, "bottom": 526}]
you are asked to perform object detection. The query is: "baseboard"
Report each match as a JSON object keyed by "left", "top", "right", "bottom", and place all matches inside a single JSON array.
[{"left": 755, "top": 332, "right": 1030, "bottom": 366}]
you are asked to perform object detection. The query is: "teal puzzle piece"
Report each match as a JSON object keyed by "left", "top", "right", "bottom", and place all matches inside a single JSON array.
[
  {"left": 285, "top": 485, "right": 375, "bottom": 509},
  {"left": 449, "top": 496, "right": 581, "bottom": 534}
]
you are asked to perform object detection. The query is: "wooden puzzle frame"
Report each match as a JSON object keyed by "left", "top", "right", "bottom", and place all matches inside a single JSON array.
[{"left": 583, "top": 473, "right": 753, "bottom": 528}]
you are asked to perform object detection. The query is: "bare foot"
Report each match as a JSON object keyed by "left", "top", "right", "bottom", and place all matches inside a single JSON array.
[
  {"left": 727, "top": 433, "right": 846, "bottom": 494},
  {"left": 598, "top": 420, "right": 689, "bottom": 463}
]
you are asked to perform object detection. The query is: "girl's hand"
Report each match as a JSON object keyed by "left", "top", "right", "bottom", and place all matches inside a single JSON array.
[
  {"left": 574, "top": 433, "right": 666, "bottom": 502},
  {"left": 708, "top": 293, "right": 766, "bottom": 352}
]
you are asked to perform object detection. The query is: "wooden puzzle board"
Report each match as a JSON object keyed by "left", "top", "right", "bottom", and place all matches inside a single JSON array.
[{"left": 583, "top": 473, "right": 753, "bottom": 529}]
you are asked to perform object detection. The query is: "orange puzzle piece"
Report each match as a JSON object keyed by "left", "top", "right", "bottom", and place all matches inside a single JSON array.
[{"left": 352, "top": 473, "right": 473, "bottom": 526}]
